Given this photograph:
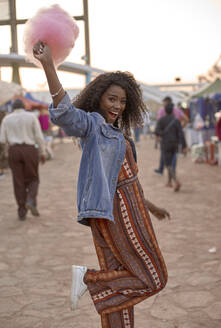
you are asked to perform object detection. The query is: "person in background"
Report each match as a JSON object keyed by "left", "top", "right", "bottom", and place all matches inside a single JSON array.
[
  {"left": 33, "top": 40, "right": 169, "bottom": 328},
  {"left": 142, "top": 110, "right": 150, "bottom": 138},
  {"left": 155, "top": 103, "right": 187, "bottom": 191},
  {"left": 39, "top": 108, "right": 54, "bottom": 159},
  {"left": 0, "top": 99, "right": 46, "bottom": 220},
  {"left": 215, "top": 111, "right": 221, "bottom": 167},
  {"left": 133, "top": 126, "right": 142, "bottom": 143},
  {"left": 154, "top": 96, "right": 188, "bottom": 175},
  {"left": 215, "top": 111, "right": 221, "bottom": 141},
  {"left": 0, "top": 110, "right": 7, "bottom": 179}
]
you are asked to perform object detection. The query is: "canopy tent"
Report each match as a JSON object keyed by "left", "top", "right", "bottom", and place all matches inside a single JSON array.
[
  {"left": 25, "top": 92, "right": 49, "bottom": 106},
  {"left": 33, "top": 86, "right": 166, "bottom": 110},
  {"left": 187, "top": 78, "right": 221, "bottom": 127},
  {"left": 15, "top": 93, "right": 49, "bottom": 110},
  {"left": 0, "top": 80, "right": 23, "bottom": 107},
  {"left": 140, "top": 83, "right": 186, "bottom": 113},
  {"left": 185, "top": 80, "right": 220, "bottom": 147},
  {"left": 32, "top": 89, "right": 81, "bottom": 104},
  {"left": 190, "top": 78, "right": 221, "bottom": 98}
]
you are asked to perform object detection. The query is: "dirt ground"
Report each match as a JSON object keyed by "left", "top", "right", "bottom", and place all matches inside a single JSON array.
[{"left": 0, "top": 136, "right": 221, "bottom": 328}]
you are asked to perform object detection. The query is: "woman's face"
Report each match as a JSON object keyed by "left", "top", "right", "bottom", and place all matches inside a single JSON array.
[{"left": 99, "top": 85, "right": 127, "bottom": 124}]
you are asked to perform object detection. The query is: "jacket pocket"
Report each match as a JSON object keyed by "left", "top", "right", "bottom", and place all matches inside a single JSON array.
[{"left": 100, "top": 125, "right": 119, "bottom": 139}]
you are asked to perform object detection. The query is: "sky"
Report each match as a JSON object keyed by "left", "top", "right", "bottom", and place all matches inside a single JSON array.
[{"left": 0, "top": 0, "right": 221, "bottom": 90}]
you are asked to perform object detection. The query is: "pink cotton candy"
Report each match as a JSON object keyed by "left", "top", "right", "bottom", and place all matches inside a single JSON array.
[{"left": 23, "top": 4, "right": 79, "bottom": 68}]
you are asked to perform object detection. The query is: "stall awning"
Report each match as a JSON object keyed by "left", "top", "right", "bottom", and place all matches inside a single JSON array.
[{"left": 190, "top": 78, "right": 221, "bottom": 98}]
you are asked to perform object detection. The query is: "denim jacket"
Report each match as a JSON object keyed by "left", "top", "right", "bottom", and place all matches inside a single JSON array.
[{"left": 49, "top": 93, "right": 126, "bottom": 226}]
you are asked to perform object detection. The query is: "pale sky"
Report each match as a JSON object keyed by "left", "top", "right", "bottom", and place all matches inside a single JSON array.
[{"left": 0, "top": 0, "right": 221, "bottom": 90}]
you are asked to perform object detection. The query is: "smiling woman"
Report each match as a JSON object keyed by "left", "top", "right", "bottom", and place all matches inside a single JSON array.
[
  {"left": 99, "top": 85, "right": 127, "bottom": 124},
  {"left": 73, "top": 71, "right": 146, "bottom": 135},
  {"left": 31, "top": 39, "right": 170, "bottom": 328}
]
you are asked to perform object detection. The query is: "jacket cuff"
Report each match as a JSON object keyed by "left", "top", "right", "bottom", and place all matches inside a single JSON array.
[{"left": 48, "top": 92, "right": 72, "bottom": 121}]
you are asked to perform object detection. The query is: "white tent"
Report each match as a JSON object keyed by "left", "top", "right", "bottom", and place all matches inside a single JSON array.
[
  {"left": 0, "top": 80, "right": 23, "bottom": 107},
  {"left": 140, "top": 83, "right": 186, "bottom": 112},
  {"left": 32, "top": 82, "right": 186, "bottom": 114}
]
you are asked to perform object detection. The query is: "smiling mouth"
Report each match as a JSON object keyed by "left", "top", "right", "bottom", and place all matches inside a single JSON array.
[{"left": 108, "top": 111, "right": 118, "bottom": 119}]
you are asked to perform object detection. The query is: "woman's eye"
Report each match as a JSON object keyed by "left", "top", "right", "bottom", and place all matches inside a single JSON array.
[{"left": 109, "top": 98, "right": 115, "bottom": 102}]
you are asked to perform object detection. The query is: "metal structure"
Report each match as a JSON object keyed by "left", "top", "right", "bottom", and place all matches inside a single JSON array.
[
  {"left": 0, "top": 0, "right": 91, "bottom": 84},
  {"left": 0, "top": 53, "right": 104, "bottom": 76},
  {"left": 152, "top": 82, "right": 205, "bottom": 91},
  {"left": 198, "top": 54, "right": 221, "bottom": 83}
]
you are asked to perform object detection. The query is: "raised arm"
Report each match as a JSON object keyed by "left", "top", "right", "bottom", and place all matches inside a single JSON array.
[
  {"left": 32, "top": 41, "right": 96, "bottom": 138},
  {"left": 33, "top": 41, "right": 65, "bottom": 107}
]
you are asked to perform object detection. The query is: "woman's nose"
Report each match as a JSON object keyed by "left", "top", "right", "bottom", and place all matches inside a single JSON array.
[{"left": 114, "top": 101, "right": 121, "bottom": 109}]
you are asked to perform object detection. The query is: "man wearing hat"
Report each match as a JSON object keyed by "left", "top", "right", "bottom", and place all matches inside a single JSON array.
[{"left": 0, "top": 99, "right": 46, "bottom": 220}]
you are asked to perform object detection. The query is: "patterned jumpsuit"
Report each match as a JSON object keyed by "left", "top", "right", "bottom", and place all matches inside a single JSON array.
[{"left": 84, "top": 140, "right": 168, "bottom": 328}]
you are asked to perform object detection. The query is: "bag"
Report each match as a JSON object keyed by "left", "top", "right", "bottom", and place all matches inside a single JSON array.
[{"left": 163, "top": 118, "right": 176, "bottom": 135}]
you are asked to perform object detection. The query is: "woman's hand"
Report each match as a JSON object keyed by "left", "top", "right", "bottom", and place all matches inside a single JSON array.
[
  {"left": 32, "top": 41, "right": 65, "bottom": 107},
  {"left": 151, "top": 206, "right": 170, "bottom": 221},
  {"left": 33, "top": 41, "right": 54, "bottom": 67},
  {"left": 145, "top": 199, "right": 170, "bottom": 221}
]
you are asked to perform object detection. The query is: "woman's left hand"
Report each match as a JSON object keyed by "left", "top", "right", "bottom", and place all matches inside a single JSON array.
[
  {"left": 152, "top": 206, "right": 171, "bottom": 221},
  {"left": 33, "top": 41, "right": 54, "bottom": 67},
  {"left": 145, "top": 199, "right": 171, "bottom": 220}
]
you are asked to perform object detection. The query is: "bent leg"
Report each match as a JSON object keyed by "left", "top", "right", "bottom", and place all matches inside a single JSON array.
[{"left": 85, "top": 193, "right": 167, "bottom": 315}]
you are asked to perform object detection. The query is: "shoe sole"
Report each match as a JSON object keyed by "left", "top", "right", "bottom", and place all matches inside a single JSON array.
[
  {"left": 70, "top": 266, "right": 81, "bottom": 310},
  {"left": 70, "top": 266, "right": 87, "bottom": 311}
]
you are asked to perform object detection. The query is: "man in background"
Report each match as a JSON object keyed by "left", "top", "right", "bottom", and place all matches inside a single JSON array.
[
  {"left": 155, "top": 103, "right": 187, "bottom": 191},
  {"left": 154, "top": 96, "right": 188, "bottom": 175},
  {"left": 0, "top": 99, "right": 46, "bottom": 220},
  {"left": 0, "top": 110, "right": 7, "bottom": 179}
]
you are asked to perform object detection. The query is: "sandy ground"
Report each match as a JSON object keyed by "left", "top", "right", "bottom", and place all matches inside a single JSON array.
[{"left": 0, "top": 136, "right": 221, "bottom": 328}]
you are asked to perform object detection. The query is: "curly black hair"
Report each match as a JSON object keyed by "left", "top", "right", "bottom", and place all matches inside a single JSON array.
[{"left": 73, "top": 71, "right": 147, "bottom": 136}]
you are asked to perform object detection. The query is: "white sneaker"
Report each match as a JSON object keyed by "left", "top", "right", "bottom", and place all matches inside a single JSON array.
[{"left": 70, "top": 265, "right": 87, "bottom": 310}]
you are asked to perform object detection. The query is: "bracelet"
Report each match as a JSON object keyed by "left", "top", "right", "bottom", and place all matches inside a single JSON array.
[{"left": 51, "top": 85, "right": 63, "bottom": 98}]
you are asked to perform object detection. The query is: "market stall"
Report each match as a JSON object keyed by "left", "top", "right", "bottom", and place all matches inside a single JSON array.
[{"left": 185, "top": 79, "right": 221, "bottom": 165}]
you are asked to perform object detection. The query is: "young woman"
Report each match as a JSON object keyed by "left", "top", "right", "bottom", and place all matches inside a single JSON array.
[{"left": 33, "top": 41, "right": 169, "bottom": 328}]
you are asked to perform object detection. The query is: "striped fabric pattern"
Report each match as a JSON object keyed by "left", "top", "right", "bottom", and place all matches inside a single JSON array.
[{"left": 85, "top": 140, "right": 168, "bottom": 328}]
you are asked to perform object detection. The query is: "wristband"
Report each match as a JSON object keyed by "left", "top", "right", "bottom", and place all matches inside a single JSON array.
[{"left": 51, "top": 85, "right": 63, "bottom": 98}]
